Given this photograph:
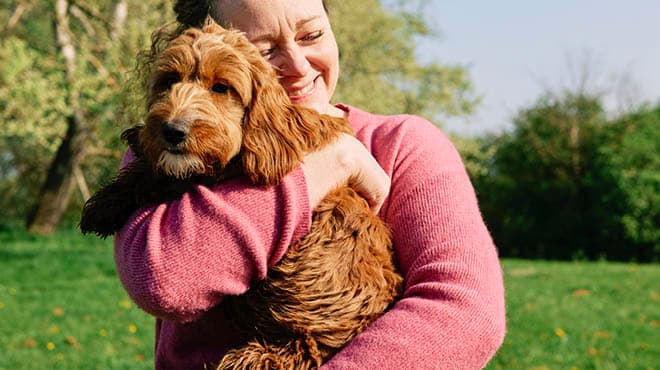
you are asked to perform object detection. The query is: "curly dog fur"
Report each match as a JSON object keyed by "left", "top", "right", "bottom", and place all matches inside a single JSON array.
[{"left": 80, "top": 19, "right": 402, "bottom": 369}]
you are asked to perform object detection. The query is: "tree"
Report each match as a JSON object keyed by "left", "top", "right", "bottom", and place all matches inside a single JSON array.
[
  {"left": 483, "top": 93, "right": 613, "bottom": 259},
  {"left": 24, "top": 0, "right": 91, "bottom": 234},
  {"left": 599, "top": 105, "right": 660, "bottom": 260},
  {"left": 469, "top": 90, "right": 659, "bottom": 261},
  {"left": 0, "top": 0, "right": 172, "bottom": 231}
]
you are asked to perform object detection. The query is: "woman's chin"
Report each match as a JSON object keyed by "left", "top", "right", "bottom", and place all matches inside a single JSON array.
[{"left": 289, "top": 96, "right": 325, "bottom": 114}]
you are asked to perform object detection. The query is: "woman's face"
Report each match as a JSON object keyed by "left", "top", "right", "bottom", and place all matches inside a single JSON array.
[{"left": 215, "top": 0, "right": 341, "bottom": 116}]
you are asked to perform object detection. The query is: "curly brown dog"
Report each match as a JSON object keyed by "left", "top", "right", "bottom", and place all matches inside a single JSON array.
[{"left": 80, "top": 19, "right": 402, "bottom": 370}]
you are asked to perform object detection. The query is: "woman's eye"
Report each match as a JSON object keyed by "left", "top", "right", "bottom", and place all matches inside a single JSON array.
[
  {"left": 211, "top": 83, "right": 229, "bottom": 94},
  {"left": 260, "top": 48, "right": 276, "bottom": 57},
  {"left": 300, "top": 31, "right": 323, "bottom": 42}
]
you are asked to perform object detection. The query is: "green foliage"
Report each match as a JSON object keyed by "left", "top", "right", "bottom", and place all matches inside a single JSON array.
[
  {"left": 450, "top": 134, "right": 497, "bottom": 187},
  {"left": 491, "top": 94, "right": 611, "bottom": 259},
  {"left": 0, "top": 37, "right": 68, "bottom": 152},
  {"left": 328, "top": 0, "right": 477, "bottom": 122},
  {"left": 600, "top": 106, "right": 660, "bottom": 255},
  {"left": 0, "top": 36, "right": 69, "bottom": 219},
  {"left": 464, "top": 92, "right": 659, "bottom": 261}
]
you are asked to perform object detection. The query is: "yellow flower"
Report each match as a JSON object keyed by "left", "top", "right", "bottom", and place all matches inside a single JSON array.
[
  {"left": 99, "top": 329, "right": 107, "bottom": 337},
  {"left": 48, "top": 324, "right": 61, "bottom": 334},
  {"left": 56, "top": 353, "right": 64, "bottom": 361},
  {"left": 119, "top": 300, "right": 132, "bottom": 309},
  {"left": 129, "top": 324, "right": 137, "bottom": 334},
  {"left": 554, "top": 328, "right": 566, "bottom": 337},
  {"left": 46, "top": 342, "right": 55, "bottom": 350}
]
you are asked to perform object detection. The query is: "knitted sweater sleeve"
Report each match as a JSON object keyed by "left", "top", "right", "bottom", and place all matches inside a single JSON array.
[
  {"left": 114, "top": 151, "right": 311, "bottom": 323},
  {"left": 322, "top": 116, "right": 506, "bottom": 369}
]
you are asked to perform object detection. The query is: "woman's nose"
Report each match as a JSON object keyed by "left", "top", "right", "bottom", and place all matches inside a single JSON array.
[{"left": 278, "top": 44, "right": 311, "bottom": 77}]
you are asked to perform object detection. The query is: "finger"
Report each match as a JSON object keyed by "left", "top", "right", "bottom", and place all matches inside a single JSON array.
[{"left": 352, "top": 169, "right": 390, "bottom": 214}]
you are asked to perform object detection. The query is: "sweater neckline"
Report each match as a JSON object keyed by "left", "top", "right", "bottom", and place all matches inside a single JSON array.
[{"left": 334, "top": 103, "right": 369, "bottom": 132}]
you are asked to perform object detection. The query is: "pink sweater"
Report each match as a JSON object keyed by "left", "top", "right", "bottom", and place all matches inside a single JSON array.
[{"left": 115, "top": 104, "right": 506, "bottom": 369}]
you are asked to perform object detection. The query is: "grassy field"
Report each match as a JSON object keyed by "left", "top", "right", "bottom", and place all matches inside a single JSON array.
[
  {"left": 0, "top": 227, "right": 153, "bottom": 370},
  {"left": 0, "top": 227, "right": 657, "bottom": 370},
  {"left": 486, "top": 260, "right": 658, "bottom": 370}
]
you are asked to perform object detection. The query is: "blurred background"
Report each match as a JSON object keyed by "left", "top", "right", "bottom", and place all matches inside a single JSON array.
[{"left": 0, "top": 0, "right": 657, "bottom": 369}]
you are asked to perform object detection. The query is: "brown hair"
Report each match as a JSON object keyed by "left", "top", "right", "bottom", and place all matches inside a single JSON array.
[{"left": 174, "top": 0, "right": 329, "bottom": 29}]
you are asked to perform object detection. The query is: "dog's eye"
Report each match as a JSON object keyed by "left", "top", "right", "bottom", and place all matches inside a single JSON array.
[
  {"left": 211, "top": 83, "right": 229, "bottom": 94},
  {"left": 156, "top": 72, "right": 180, "bottom": 91}
]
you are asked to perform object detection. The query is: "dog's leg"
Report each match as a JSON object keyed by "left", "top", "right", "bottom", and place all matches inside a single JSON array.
[{"left": 79, "top": 159, "right": 151, "bottom": 238}]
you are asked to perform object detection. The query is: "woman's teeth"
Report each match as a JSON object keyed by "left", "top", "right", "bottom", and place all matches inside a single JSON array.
[{"left": 289, "top": 81, "right": 315, "bottom": 97}]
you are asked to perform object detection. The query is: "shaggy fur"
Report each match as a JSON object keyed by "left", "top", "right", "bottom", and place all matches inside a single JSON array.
[{"left": 80, "top": 20, "right": 402, "bottom": 370}]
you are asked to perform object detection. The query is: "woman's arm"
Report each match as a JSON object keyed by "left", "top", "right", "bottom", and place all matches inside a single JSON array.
[
  {"left": 114, "top": 134, "right": 390, "bottom": 323},
  {"left": 114, "top": 169, "right": 310, "bottom": 322},
  {"left": 322, "top": 118, "right": 506, "bottom": 369}
]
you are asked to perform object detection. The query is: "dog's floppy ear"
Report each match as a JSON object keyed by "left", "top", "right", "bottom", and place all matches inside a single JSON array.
[{"left": 240, "top": 63, "right": 306, "bottom": 185}]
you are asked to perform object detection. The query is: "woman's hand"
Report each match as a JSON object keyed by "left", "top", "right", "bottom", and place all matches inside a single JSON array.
[{"left": 302, "top": 133, "right": 390, "bottom": 213}]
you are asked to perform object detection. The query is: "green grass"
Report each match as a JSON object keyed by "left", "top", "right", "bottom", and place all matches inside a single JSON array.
[
  {"left": 486, "top": 260, "right": 659, "bottom": 370},
  {"left": 0, "top": 227, "right": 658, "bottom": 369},
  {"left": 0, "top": 227, "right": 154, "bottom": 370}
]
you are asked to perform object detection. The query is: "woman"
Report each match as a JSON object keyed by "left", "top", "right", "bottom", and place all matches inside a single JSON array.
[{"left": 115, "top": 0, "right": 506, "bottom": 369}]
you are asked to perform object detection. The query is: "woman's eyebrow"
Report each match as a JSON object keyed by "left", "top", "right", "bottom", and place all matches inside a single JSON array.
[
  {"left": 250, "top": 16, "right": 322, "bottom": 43},
  {"left": 295, "top": 15, "right": 322, "bottom": 29}
]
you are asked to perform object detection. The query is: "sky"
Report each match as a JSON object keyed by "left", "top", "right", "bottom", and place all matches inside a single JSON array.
[{"left": 416, "top": 1, "right": 660, "bottom": 136}]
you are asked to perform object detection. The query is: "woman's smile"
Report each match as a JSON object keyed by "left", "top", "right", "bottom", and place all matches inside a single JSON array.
[{"left": 286, "top": 76, "right": 318, "bottom": 101}]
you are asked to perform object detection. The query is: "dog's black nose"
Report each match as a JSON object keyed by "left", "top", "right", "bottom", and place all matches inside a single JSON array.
[{"left": 162, "top": 120, "right": 189, "bottom": 146}]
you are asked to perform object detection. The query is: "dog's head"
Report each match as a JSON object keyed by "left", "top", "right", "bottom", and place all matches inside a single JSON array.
[{"left": 140, "top": 19, "right": 323, "bottom": 185}]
